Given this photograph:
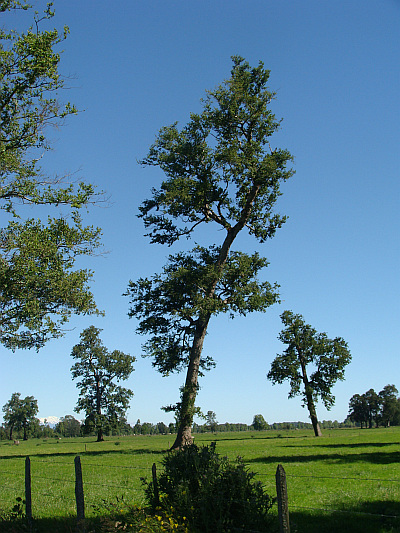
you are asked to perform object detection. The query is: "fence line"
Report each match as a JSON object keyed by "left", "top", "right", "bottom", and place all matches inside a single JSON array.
[{"left": 3, "top": 455, "right": 400, "bottom": 532}]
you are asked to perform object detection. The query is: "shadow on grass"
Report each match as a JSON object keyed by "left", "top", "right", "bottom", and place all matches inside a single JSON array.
[
  {"left": 0, "top": 447, "right": 165, "bottom": 462},
  {"left": 3, "top": 503, "right": 400, "bottom": 533},
  {"left": 290, "top": 500, "right": 400, "bottom": 533},
  {"left": 200, "top": 433, "right": 313, "bottom": 443},
  {"left": 247, "top": 449, "right": 400, "bottom": 466},
  {"left": 284, "top": 441, "right": 399, "bottom": 449},
  {"left": 0, "top": 515, "right": 102, "bottom": 532}
]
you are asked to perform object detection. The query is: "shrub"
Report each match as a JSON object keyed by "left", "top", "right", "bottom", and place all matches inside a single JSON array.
[{"left": 145, "top": 442, "right": 274, "bottom": 532}]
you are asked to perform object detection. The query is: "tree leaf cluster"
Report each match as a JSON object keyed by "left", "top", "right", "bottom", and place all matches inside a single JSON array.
[
  {"left": 138, "top": 56, "right": 293, "bottom": 246},
  {"left": 127, "top": 245, "right": 279, "bottom": 376},
  {"left": 0, "top": 3, "right": 103, "bottom": 349}
]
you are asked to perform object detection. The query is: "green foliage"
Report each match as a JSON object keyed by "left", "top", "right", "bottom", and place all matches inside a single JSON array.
[
  {"left": 268, "top": 311, "right": 352, "bottom": 410},
  {"left": 127, "top": 247, "right": 278, "bottom": 376},
  {"left": 128, "top": 57, "right": 293, "bottom": 445},
  {"left": 71, "top": 326, "right": 135, "bottom": 442},
  {"left": 138, "top": 56, "right": 294, "bottom": 246},
  {"left": 348, "top": 385, "right": 400, "bottom": 428},
  {"left": 54, "top": 415, "right": 81, "bottom": 437},
  {"left": 2, "top": 392, "right": 38, "bottom": 440},
  {"left": 144, "top": 442, "right": 274, "bottom": 532},
  {"left": 252, "top": 413, "right": 268, "bottom": 430},
  {"left": 0, "top": 2, "right": 103, "bottom": 350},
  {"left": 93, "top": 498, "right": 188, "bottom": 533},
  {"left": 0, "top": 496, "right": 27, "bottom": 532}
]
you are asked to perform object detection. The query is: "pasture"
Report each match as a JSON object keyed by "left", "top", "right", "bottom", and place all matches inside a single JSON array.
[{"left": 1, "top": 427, "right": 400, "bottom": 532}]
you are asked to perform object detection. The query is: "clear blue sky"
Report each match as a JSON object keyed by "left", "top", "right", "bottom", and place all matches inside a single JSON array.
[{"left": 1, "top": 0, "right": 399, "bottom": 427}]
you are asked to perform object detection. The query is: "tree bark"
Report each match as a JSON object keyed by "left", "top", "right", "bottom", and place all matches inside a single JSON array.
[
  {"left": 171, "top": 183, "right": 261, "bottom": 449},
  {"left": 299, "top": 356, "right": 322, "bottom": 437},
  {"left": 171, "top": 315, "right": 210, "bottom": 449},
  {"left": 306, "top": 390, "right": 322, "bottom": 437},
  {"left": 96, "top": 376, "right": 104, "bottom": 441}
]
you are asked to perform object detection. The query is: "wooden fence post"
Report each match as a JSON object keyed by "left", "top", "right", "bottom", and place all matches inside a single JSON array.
[
  {"left": 152, "top": 463, "right": 160, "bottom": 507},
  {"left": 74, "top": 456, "right": 85, "bottom": 525},
  {"left": 25, "top": 456, "right": 32, "bottom": 525},
  {"left": 276, "top": 464, "right": 290, "bottom": 533}
]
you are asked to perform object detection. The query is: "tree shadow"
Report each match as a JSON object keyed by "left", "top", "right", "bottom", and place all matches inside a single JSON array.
[
  {"left": 0, "top": 515, "right": 101, "bottom": 532},
  {"left": 0, "top": 447, "right": 165, "bottom": 461},
  {"left": 289, "top": 500, "right": 400, "bottom": 533},
  {"left": 247, "top": 449, "right": 400, "bottom": 465},
  {"left": 283, "top": 441, "right": 398, "bottom": 449}
]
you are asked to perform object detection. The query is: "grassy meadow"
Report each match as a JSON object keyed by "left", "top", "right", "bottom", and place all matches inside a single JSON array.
[{"left": 1, "top": 427, "right": 400, "bottom": 532}]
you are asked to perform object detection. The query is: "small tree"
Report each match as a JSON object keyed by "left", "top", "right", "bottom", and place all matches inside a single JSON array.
[
  {"left": 267, "top": 311, "right": 351, "bottom": 437},
  {"left": 2, "top": 392, "right": 38, "bottom": 440},
  {"left": 348, "top": 393, "right": 369, "bottom": 428},
  {"left": 126, "top": 57, "right": 294, "bottom": 448},
  {"left": 364, "top": 389, "right": 380, "bottom": 429},
  {"left": 55, "top": 415, "right": 82, "bottom": 437},
  {"left": 71, "top": 326, "right": 135, "bottom": 442},
  {"left": 2, "top": 392, "right": 21, "bottom": 440},
  {"left": 205, "top": 410, "right": 218, "bottom": 433},
  {"left": 379, "top": 385, "right": 399, "bottom": 427},
  {"left": 252, "top": 414, "right": 268, "bottom": 431}
]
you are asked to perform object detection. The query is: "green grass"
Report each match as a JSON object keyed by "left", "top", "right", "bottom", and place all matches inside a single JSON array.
[{"left": 1, "top": 428, "right": 400, "bottom": 532}]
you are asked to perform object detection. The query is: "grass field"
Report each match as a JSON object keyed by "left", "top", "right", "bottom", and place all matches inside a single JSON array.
[{"left": 1, "top": 427, "right": 400, "bottom": 532}]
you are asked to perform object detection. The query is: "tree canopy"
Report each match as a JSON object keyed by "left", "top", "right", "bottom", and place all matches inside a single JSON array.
[
  {"left": 267, "top": 310, "right": 351, "bottom": 437},
  {"left": 2, "top": 392, "right": 38, "bottom": 440},
  {"left": 127, "top": 57, "right": 294, "bottom": 448},
  {"left": 0, "top": 1, "right": 103, "bottom": 350},
  {"left": 71, "top": 326, "right": 135, "bottom": 442},
  {"left": 348, "top": 385, "right": 400, "bottom": 428}
]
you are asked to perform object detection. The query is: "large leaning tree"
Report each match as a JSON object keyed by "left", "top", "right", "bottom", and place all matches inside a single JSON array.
[
  {"left": 0, "top": 1, "right": 103, "bottom": 351},
  {"left": 71, "top": 326, "right": 135, "bottom": 442},
  {"left": 126, "top": 57, "right": 294, "bottom": 449},
  {"left": 267, "top": 311, "right": 351, "bottom": 437}
]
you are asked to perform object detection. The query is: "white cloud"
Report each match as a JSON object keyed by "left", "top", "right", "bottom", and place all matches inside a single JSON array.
[{"left": 39, "top": 416, "right": 60, "bottom": 426}]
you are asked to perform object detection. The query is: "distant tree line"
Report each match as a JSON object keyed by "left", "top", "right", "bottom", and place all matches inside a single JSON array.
[
  {"left": 3, "top": 384, "right": 400, "bottom": 441},
  {"left": 347, "top": 385, "right": 400, "bottom": 428}
]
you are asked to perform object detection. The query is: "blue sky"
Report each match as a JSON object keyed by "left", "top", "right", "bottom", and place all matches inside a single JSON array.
[{"left": 1, "top": 0, "right": 399, "bottom": 428}]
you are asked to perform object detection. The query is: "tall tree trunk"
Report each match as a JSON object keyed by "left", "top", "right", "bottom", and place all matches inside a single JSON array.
[
  {"left": 96, "top": 378, "right": 104, "bottom": 442},
  {"left": 299, "top": 356, "right": 322, "bottom": 437},
  {"left": 305, "top": 388, "right": 322, "bottom": 437},
  {"left": 172, "top": 189, "right": 261, "bottom": 450},
  {"left": 172, "top": 316, "right": 210, "bottom": 449}
]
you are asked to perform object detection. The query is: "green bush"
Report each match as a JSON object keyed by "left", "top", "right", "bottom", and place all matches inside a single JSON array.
[{"left": 145, "top": 442, "right": 274, "bottom": 532}]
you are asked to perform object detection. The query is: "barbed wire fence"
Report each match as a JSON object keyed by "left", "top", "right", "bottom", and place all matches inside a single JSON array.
[{"left": 1, "top": 455, "right": 400, "bottom": 533}]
